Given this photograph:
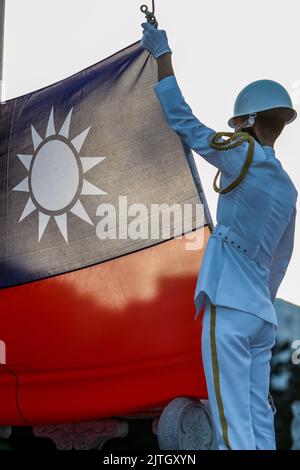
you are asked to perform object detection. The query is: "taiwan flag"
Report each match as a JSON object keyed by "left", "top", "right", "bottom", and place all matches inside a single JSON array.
[{"left": 0, "top": 41, "right": 211, "bottom": 425}]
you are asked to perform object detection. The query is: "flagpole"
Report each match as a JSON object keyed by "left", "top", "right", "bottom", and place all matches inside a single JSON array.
[{"left": 0, "top": 0, "right": 5, "bottom": 102}]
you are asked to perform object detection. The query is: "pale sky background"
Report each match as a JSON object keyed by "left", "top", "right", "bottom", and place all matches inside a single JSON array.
[{"left": 2, "top": 0, "right": 300, "bottom": 304}]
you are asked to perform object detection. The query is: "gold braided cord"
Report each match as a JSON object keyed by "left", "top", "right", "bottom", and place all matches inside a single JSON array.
[{"left": 210, "top": 131, "right": 255, "bottom": 194}]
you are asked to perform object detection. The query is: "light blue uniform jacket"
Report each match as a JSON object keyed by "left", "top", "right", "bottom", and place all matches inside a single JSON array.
[{"left": 154, "top": 76, "right": 298, "bottom": 326}]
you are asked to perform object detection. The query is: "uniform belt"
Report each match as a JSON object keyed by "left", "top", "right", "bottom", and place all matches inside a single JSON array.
[{"left": 212, "top": 223, "right": 273, "bottom": 269}]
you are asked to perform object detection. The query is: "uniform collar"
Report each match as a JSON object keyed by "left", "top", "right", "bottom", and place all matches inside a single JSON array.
[{"left": 262, "top": 145, "right": 276, "bottom": 159}]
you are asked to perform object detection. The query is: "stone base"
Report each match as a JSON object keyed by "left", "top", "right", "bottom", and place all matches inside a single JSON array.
[
  {"left": 33, "top": 419, "right": 129, "bottom": 450},
  {"left": 2, "top": 398, "right": 216, "bottom": 450},
  {"left": 157, "top": 397, "right": 216, "bottom": 450}
]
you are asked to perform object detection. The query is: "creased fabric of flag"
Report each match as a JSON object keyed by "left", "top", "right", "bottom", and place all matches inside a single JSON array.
[{"left": 0, "top": 42, "right": 210, "bottom": 425}]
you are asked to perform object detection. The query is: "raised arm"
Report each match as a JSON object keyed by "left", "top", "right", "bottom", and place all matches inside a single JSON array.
[{"left": 141, "top": 23, "right": 248, "bottom": 176}]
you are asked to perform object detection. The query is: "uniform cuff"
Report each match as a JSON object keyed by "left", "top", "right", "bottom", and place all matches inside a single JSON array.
[{"left": 154, "top": 75, "right": 179, "bottom": 95}]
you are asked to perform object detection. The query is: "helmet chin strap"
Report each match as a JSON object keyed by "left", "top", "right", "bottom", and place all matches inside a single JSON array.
[
  {"left": 235, "top": 113, "right": 257, "bottom": 132},
  {"left": 235, "top": 113, "right": 261, "bottom": 144}
]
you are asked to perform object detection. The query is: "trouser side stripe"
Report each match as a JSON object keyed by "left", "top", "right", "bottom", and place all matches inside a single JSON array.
[{"left": 210, "top": 302, "right": 231, "bottom": 450}]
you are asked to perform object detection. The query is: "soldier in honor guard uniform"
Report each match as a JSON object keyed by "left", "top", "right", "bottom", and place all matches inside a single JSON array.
[{"left": 141, "top": 22, "right": 298, "bottom": 450}]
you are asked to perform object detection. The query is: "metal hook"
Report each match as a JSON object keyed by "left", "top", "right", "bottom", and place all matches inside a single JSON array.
[
  {"left": 140, "top": 1, "right": 158, "bottom": 28},
  {"left": 141, "top": 0, "right": 155, "bottom": 14}
]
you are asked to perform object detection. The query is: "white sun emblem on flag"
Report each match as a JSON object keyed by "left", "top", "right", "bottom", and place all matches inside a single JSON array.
[{"left": 13, "top": 107, "right": 106, "bottom": 243}]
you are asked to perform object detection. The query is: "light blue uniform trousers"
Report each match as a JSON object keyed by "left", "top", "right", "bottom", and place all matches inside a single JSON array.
[{"left": 201, "top": 295, "right": 276, "bottom": 450}]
